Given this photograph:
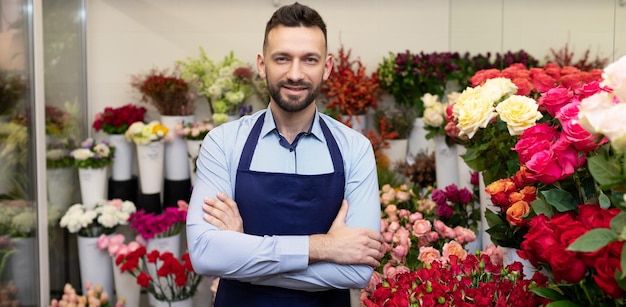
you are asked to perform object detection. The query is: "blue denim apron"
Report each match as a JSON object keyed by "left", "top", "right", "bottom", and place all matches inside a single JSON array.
[{"left": 214, "top": 114, "right": 350, "bottom": 307}]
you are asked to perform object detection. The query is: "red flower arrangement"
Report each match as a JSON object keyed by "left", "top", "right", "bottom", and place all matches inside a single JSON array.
[
  {"left": 128, "top": 205, "right": 187, "bottom": 240},
  {"left": 322, "top": 46, "right": 381, "bottom": 116},
  {"left": 92, "top": 104, "right": 147, "bottom": 135},
  {"left": 115, "top": 247, "right": 203, "bottom": 303},
  {"left": 362, "top": 253, "right": 550, "bottom": 307},
  {"left": 131, "top": 67, "right": 194, "bottom": 116}
]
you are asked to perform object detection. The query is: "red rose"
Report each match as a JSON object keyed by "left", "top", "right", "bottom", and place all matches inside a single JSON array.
[
  {"left": 593, "top": 256, "right": 626, "bottom": 299},
  {"left": 546, "top": 244, "right": 587, "bottom": 283},
  {"left": 470, "top": 69, "right": 501, "bottom": 87},
  {"left": 578, "top": 204, "right": 619, "bottom": 229},
  {"left": 530, "top": 68, "right": 556, "bottom": 93},
  {"left": 520, "top": 215, "right": 558, "bottom": 266},
  {"left": 542, "top": 63, "right": 562, "bottom": 80}
]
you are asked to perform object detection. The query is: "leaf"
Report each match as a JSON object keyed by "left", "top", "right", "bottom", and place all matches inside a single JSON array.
[
  {"left": 546, "top": 301, "right": 582, "bottom": 307},
  {"left": 610, "top": 211, "right": 626, "bottom": 234},
  {"left": 484, "top": 209, "right": 505, "bottom": 229},
  {"left": 621, "top": 243, "right": 626, "bottom": 280},
  {"left": 530, "top": 287, "right": 566, "bottom": 301},
  {"left": 567, "top": 228, "right": 618, "bottom": 252},
  {"left": 588, "top": 154, "right": 621, "bottom": 186},
  {"left": 598, "top": 192, "right": 611, "bottom": 209},
  {"left": 542, "top": 189, "right": 577, "bottom": 212},
  {"left": 531, "top": 198, "right": 555, "bottom": 217}
]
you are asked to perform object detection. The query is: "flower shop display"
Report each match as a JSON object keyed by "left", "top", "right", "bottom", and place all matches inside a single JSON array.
[
  {"left": 98, "top": 233, "right": 144, "bottom": 307},
  {"left": 49, "top": 282, "right": 123, "bottom": 307},
  {"left": 321, "top": 46, "right": 382, "bottom": 131},
  {"left": 71, "top": 138, "right": 115, "bottom": 209},
  {"left": 115, "top": 247, "right": 203, "bottom": 306},
  {"left": 125, "top": 120, "right": 169, "bottom": 195},
  {"left": 178, "top": 48, "right": 259, "bottom": 125},
  {"left": 131, "top": 66, "right": 194, "bottom": 117},
  {"left": 129, "top": 203, "right": 187, "bottom": 241},
  {"left": 361, "top": 253, "right": 550, "bottom": 306},
  {"left": 93, "top": 104, "right": 147, "bottom": 181},
  {"left": 60, "top": 199, "right": 136, "bottom": 298},
  {"left": 175, "top": 119, "right": 215, "bottom": 186},
  {"left": 373, "top": 104, "right": 417, "bottom": 167},
  {"left": 46, "top": 138, "right": 77, "bottom": 209}
]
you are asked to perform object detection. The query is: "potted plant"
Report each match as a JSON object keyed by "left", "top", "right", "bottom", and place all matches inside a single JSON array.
[
  {"left": 70, "top": 138, "right": 115, "bottom": 208},
  {"left": 131, "top": 67, "right": 194, "bottom": 117},
  {"left": 125, "top": 120, "right": 169, "bottom": 196},
  {"left": 322, "top": 46, "right": 381, "bottom": 130}
]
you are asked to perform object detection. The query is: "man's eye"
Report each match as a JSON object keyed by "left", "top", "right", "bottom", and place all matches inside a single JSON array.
[{"left": 305, "top": 58, "right": 318, "bottom": 64}]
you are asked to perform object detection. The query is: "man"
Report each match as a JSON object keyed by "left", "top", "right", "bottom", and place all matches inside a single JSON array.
[{"left": 186, "top": 3, "right": 383, "bottom": 306}]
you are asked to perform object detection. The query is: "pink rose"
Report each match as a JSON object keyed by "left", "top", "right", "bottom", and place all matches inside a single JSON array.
[
  {"left": 364, "top": 271, "right": 383, "bottom": 294},
  {"left": 482, "top": 244, "right": 504, "bottom": 266},
  {"left": 411, "top": 219, "right": 431, "bottom": 236},
  {"left": 442, "top": 240, "right": 468, "bottom": 262},
  {"left": 391, "top": 245, "right": 408, "bottom": 263},
  {"left": 538, "top": 86, "right": 573, "bottom": 117},
  {"left": 453, "top": 226, "right": 476, "bottom": 244},
  {"left": 557, "top": 101, "right": 606, "bottom": 152},
  {"left": 408, "top": 212, "right": 423, "bottom": 223},
  {"left": 433, "top": 220, "right": 456, "bottom": 239},
  {"left": 513, "top": 123, "right": 559, "bottom": 164},
  {"left": 97, "top": 234, "right": 109, "bottom": 250},
  {"left": 418, "top": 246, "right": 441, "bottom": 264}
]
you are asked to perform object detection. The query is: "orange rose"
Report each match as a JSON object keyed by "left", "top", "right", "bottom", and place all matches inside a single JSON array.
[
  {"left": 506, "top": 200, "right": 531, "bottom": 226},
  {"left": 485, "top": 179, "right": 517, "bottom": 207}
]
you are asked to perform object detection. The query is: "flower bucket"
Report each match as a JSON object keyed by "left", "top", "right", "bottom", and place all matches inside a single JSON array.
[
  {"left": 146, "top": 233, "right": 182, "bottom": 305},
  {"left": 78, "top": 167, "right": 108, "bottom": 210},
  {"left": 434, "top": 135, "right": 459, "bottom": 188},
  {"left": 112, "top": 258, "right": 140, "bottom": 307},
  {"left": 47, "top": 167, "right": 76, "bottom": 211},
  {"left": 136, "top": 141, "right": 164, "bottom": 194},
  {"left": 161, "top": 115, "right": 194, "bottom": 181},
  {"left": 341, "top": 114, "right": 367, "bottom": 133},
  {"left": 108, "top": 134, "right": 134, "bottom": 181},
  {"left": 153, "top": 297, "right": 193, "bottom": 307},
  {"left": 380, "top": 138, "right": 408, "bottom": 169},
  {"left": 186, "top": 140, "right": 202, "bottom": 186},
  {"left": 500, "top": 247, "right": 537, "bottom": 279},
  {"left": 77, "top": 236, "right": 114, "bottom": 301},
  {"left": 408, "top": 118, "right": 435, "bottom": 156},
  {"left": 478, "top": 172, "right": 497, "bottom": 250},
  {"left": 2, "top": 237, "right": 36, "bottom": 306},
  {"left": 455, "top": 144, "right": 474, "bottom": 191}
]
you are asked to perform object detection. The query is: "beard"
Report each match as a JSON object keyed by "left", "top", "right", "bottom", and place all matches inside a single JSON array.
[{"left": 267, "top": 78, "right": 321, "bottom": 113}]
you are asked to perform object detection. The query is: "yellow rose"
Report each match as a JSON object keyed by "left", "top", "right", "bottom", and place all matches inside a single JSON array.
[
  {"left": 453, "top": 90, "right": 498, "bottom": 139},
  {"left": 506, "top": 200, "right": 531, "bottom": 226},
  {"left": 495, "top": 95, "right": 543, "bottom": 135}
]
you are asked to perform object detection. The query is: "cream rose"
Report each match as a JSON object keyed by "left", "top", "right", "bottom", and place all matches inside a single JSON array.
[
  {"left": 422, "top": 107, "right": 444, "bottom": 127},
  {"left": 481, "top": 77, "right": 518, "bottom": 103},
  {"left": 602, "top": 54, "right": 626, "bottom": 102},
  {"left": 421, "top": 93, "right": 440, "bottom": 108},
  {"left": 597, "top": 102, "right": 626, "bottom": 152},
  {"left": 454, "top": 92, "right": 498, "bottom": 139},
  {"left": 577, "top": 91, "right": 615, "bottom": 134},
  {"left": 495, "top": 95, "right": 543, "bottom": 135}
]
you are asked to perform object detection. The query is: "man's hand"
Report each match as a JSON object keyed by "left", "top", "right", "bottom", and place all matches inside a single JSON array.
[
  {"left": 309, "top": 200, "right": 384, "bottom": 268},
  {"left": 202, "top": 192, "right": 244, "bottom": 232}
]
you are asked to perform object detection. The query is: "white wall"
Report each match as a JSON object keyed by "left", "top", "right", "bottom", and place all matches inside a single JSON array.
[{"left": 86, "top": 0, "right": 626, "bottom": 139}]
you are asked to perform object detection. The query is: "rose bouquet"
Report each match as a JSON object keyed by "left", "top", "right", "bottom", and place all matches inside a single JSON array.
[
  {"left": 178, "top": 48, "right": 259, "bottom": 124},
  {"left": 451, "top": 77, "right": 543, "bottom": 184},
  {"left": 59, "top": 199, "right": 136, "bottom": 237},
  {"left": 115, "top": 247, "right": 202, "bottom": 303},
  {"left": 361, "top": 252, "right": 550, "bottom": 307},
  {"left": 322, "top": 46, "right": 381, "bottom": 116},
  {"left": 430, "top": 183, "right": 479, "bottom": 231},
  {"left": 49, "top": 282, "right": 122, "bottom": 307},
  {"left": 124, "top": 120, "right": 169, "bottom": 145},
  {"left": 92, "top": 104, "right": 147, "bottom": 135},
  {"left": 70, "top": 138, "right": 115, "bottom": 169},
  {"left": 128, "top": 204, "right": 187, "bottom": 240},
  {"left": 131, "top": 67, "right": 194, "bottom": 116},
  {"left": 174, "top": 118, "right": 214, "bottom": 141}
]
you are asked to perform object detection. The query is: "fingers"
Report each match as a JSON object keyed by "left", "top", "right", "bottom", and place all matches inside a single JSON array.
[
  {"left": 330, "top": 200, "right": 349, "bottom": 229},
  {"left": 202, "top": 194, "right": 243, "bottom": 232}
]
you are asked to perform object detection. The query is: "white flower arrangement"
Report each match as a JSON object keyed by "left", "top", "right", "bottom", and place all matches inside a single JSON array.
[
  {"left": 70, "top": 138, "right": 115, "bottom": 169},
  {"left": 59, "top": 199, "right": 136, "bottom": 237},
  {"left": 124, "top": 120, "right": 169, "bottom": 145},
  {"left": 0, "top": 199, "right": 63, "bottom": 238}
]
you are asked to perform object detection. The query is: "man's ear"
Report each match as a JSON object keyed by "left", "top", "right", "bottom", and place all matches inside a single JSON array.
[
  {"left": 257, "top": 53, "right": 266, "bottom": 78},
  {"left": 323, "top": 54, "right": 333, "bottom": 81}
]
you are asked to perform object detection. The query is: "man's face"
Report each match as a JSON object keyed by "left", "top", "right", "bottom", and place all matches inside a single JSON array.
[{"left": 257, "top": 25, "right": 332, "bottom": 112}]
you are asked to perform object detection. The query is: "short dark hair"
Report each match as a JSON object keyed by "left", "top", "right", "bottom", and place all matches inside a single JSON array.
[{"left": 263, "top": 2, "right": 327, "bottom": 52}]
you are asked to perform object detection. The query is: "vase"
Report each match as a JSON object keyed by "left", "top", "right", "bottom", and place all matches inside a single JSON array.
[
  {"left": 78, "top": 167, "right": 108, "bottom": 209},
  {"left": 77, "top": 235, "right": 115, "bottom": 302},
  {"left": 46, "top": 166, "right": 76, "bottom": 211},
  {"left": 192, "top": 275, "right": 214, "bottom": 306},
  {"left": 454, "top": 144, "right": 474, "bottom": 191},
  {"left": 349, "top": 288, "right": 361, "bottom": 307},
  {"left": 112, "top": 258, "right": 141, "bottom": 307},
  {"left": 136, "top": 141, "right": 164, "bottom": 195},
  {"left": 153, "top": 297, "right": 193, "bottom": 307},
  {"left": 146, "top": 233, "right": 182, "bottom": 305},
  {"left": 434, "top": 135, "right": 459, "bottom": 189},
  {"left": 161, "top": 115, "right": 194, "bottom": 181},
  {"left": 1, "top": 237, "right": 36, "bottom": 306},
  {"left": 408, "top": 118, "right": 435, "bottom": 157},
  {"left": 342, "top": 114, "right": 367, "bottom": 133},
  {"left": 185, "top": 140, "right": 202, "bottom": 186},
  {"left": 500, "top": 247, "right": 537, "bottom": 279},
  {"left": 380, "top": 138, "right": 408, "bottom": 169},
  {"left": 108, "top": 134, "right": 134, "bottom": 181}
]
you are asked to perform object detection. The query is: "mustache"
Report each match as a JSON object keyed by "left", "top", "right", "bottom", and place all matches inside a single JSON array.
[{"left": 278, "top": 80, "right": 311, "bottom": 88}]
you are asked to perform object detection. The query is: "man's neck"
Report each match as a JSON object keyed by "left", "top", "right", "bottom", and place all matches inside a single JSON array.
[{"left": 270, "top": 102, "right": 316, "bottom": 143}]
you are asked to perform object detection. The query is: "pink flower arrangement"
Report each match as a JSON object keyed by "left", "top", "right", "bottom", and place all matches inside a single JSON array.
[
  {"left": 430, "top": 183, "right": 478, "bottom": 230},
  {"left": 97, "top": 233, "right": 145, "bottom": 261},
  {"left": 128, "top": 201, "right": 188, "bottom": 240},
  {"left": 49, "top": 282, "right": 123, "bottom": 307}
]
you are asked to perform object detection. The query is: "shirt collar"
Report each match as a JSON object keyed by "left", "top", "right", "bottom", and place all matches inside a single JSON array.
[{"left": 260, "top": 104, "right": 324, "bottom": 142}]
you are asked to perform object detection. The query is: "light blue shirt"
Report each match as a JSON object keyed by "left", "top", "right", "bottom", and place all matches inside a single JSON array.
[{"left": 186, "top": 105, "right": 380, "bottom": 291}]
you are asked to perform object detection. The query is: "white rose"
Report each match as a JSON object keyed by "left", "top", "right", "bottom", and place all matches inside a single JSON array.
[
  {"left": 596, "top": 102, "right": 626, "bottom": 152},
  {"left": 93, "top": 143, "right": 110, "bottom": 158},
  {"left": 454, "top": 95, "right": 498, "bottom": 139},
  {"left": 421, "top": 93, "right": 440, "bottom": 108},
  {"left": 602, "top": 55, "right": 626, "bottom": 102},
  {"left": 70, "top": 148, "right": 94, "bottom": 161},
  {"left": 481, "top": 77, "right": 517, "bottom": 103},
  {"left": 577, "top": 91, "right": 615, "bottom": 134},
  {"left": 422, "top": 108, "right": 444, "bottom": 127}
]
